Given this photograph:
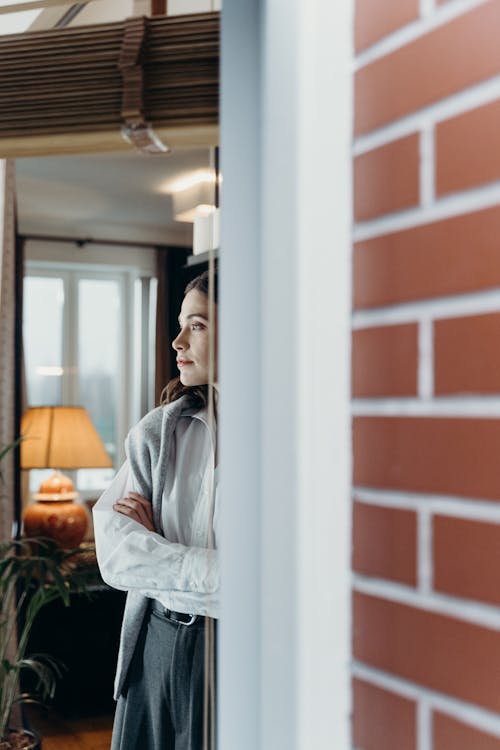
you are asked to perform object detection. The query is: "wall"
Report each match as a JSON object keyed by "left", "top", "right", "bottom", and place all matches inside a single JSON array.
[
  {"left": 70, "top": 0, "right": 133, "bottom": 25},
  {"left": 27, "top": 1, "right": 132, "bottom": 31},
  {"left": 352, "top": 1, "right": 500, "bottom": 748},
  {"left": 27, "top": 0, "right": 221, "bottom": 31}
]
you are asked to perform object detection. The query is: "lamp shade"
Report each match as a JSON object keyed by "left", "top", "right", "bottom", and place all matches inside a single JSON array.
[{"left": 21, "top": 406, "right": 112, "bottom": 470}]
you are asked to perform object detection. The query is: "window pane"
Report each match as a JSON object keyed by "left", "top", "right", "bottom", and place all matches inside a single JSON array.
[
  {"left": 23, "top": 276, "right": 64, "bottom": 406},
  {"left": 78, "top": 279, "right": 120, "bottom": 487}
]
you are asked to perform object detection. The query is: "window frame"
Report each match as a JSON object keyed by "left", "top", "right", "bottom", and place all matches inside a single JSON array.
[{"left": 24, "top": 253, "right": 156, "bottom": 497}]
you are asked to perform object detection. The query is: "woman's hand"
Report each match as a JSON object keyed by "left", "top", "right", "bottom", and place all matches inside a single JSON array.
[{"left": 113, "top": 492, "right": 155, "bottom": 532}]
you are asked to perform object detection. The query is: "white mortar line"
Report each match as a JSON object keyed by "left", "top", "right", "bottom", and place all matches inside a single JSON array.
[
  {"left": 353, "top": 75, "right": 500, "bottom": 156},
  {"left": 353, "top": 488, "right": 500, "bottom": 522},
  {"left": 418, "top": 697, "right": 432, "bottom": 750},
  {"left": 352, "top": 574, "right": 500, "bottom": 629},
  {"left": 420, "top": 125, "right": 435, "bottom": 208},
  {"left": 352, "top": 662, "right": 500, "bottom": 737},
  {"left": 420, "top": 0, "right": 435, "bottom": 18},
  {"left": 417, "top": 318, "right": 434, "bottom": 400},
  {"left": 355, "top": 0, "right": 489, "bottom": 69},
  {"left": 418, "top": 508, "right": 433, "bottom": 595},
  {"left": 352, "top": 661, "right": 424, "bottom": 700},
  {"left": 353, "top": 180, "right": 500, "bottom": 242},
  {"left": 352, "top": 288, "right": 500, "bottom": 326},
  {"left": 351, "top": 397, "right": 500, "bottom": 417}
]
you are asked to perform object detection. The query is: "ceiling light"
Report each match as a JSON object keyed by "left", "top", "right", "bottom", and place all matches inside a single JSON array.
[{"left": 158, "top": 170, "right": 216, "bottom": 195}]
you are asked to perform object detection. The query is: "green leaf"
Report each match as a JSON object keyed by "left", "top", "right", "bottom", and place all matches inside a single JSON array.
[{"left": 0, "top": 534, "right": 93, "bottom": 737}]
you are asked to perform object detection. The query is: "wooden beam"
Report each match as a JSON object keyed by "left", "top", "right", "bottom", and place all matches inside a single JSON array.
[
  {"left": 0, "top": 123, "right": 218, "bottom": 158},
  {"left": 0, "top": 13, "right": 219, "bottom": 156}
]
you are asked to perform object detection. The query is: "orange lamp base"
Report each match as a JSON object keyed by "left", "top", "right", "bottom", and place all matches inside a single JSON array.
[{"left": 24, "top": 499, "right": 88, "bottom": 549}]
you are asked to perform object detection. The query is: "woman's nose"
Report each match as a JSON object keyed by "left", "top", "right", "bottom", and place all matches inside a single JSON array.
[{"left": 172, "top": 331, "right": 187, "bottom": 351}]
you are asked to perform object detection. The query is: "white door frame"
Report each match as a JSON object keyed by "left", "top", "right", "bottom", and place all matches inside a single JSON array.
[{"left": 219, "top": 1, "right": 353, "bottom": 748}]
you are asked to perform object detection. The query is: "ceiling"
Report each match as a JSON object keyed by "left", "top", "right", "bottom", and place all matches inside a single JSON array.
[{"left": 16, "top": 146, "right": 215, "bottom": 248}]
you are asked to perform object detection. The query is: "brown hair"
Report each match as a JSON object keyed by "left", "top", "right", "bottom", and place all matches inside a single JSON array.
[{"left": 161, "top": 270, "right": 217, "bottom": 407}]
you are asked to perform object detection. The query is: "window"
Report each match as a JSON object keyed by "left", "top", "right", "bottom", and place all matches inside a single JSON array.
[
  {"left": 24, "top": 276, "right": 64, "bottom": 406},
  {"left": 23, "top": 249, "right": 157, "bottom": 496},
  {"left": 78, "top": 278, "right": 121, "bottom": 483}
]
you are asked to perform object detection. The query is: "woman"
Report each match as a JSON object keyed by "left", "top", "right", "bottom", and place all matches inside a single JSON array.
[{"left": 93, "top": 270, "right": 219, "bottom": 750}]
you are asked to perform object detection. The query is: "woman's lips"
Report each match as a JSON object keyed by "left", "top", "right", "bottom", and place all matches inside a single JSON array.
[{"left": 177, "top": 360, "right": 194, "bottom": 367}]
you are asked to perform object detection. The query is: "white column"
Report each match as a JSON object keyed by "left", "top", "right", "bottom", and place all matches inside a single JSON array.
[
  {"left": 294, "top": 0, "right": 353, "bottom": 746},
  {"left": 219, "top": 0, "right": 262, "bottom": 748},
  {"left": 220, "top": 0, "right": 353, "bottom": 747}
]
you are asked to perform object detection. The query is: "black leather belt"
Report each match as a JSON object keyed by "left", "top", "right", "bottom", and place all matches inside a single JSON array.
[
  {"left": 165, "top": 608, "right": 198, "bottom": 625},
  {"left": 151, "top": 599, "right": 198, "bottom": 625}
]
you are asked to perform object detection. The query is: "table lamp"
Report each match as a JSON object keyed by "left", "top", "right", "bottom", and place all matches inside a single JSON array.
[{"left": 21, "top": 406, "right": 112, "bottom": 548}]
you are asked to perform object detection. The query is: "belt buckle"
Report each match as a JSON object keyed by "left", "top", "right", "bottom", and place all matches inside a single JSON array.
[{"left": 169, "top": 609, "right": 197, "bottom": 626}]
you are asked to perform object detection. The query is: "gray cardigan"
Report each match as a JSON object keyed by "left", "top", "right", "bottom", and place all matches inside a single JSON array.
[{"left": 112, "top": 395, "right": 196, "bottom": 698}]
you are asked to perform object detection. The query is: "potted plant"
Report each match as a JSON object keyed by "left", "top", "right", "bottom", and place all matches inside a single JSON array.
[
  {"left": 0, "top": 537, "right": 92, "bottom": 750},
  {"left": 0, "top": 443, "right": 90, "bottom": 749}
]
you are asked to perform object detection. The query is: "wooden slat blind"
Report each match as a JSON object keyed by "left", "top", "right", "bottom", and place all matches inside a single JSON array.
[{"left": 0, "top": 13, "right": 219, "bottom": 140}]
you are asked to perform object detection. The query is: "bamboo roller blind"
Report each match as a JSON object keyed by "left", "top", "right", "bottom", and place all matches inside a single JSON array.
[{"left": 0, "top": 13, "right": 219, "bottom": 140}]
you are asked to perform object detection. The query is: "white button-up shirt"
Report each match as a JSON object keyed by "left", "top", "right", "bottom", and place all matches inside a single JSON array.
[{"left": 93, "top": 408, "right": 219, "bottom": 618}]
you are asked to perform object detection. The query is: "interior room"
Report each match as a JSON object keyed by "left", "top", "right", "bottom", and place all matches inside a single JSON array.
[
  {"left": 17, "top": 146, "right": 218, "bottom": 475},
  {"left": 1, "top": 3, "right": 222, "bottom": 748},
  {"left": 6, "top": 0, "right": 500, "bottom": 749},
  {"left": 16, "top": 144, "right": 218, "bottom": 730}
]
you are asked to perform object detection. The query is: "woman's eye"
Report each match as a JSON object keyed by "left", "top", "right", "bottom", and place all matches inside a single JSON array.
[{"left": 191, "top": 322, "right": 205, "bottom": 331}]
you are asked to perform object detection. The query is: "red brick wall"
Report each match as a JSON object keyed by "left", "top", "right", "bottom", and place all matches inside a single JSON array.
[{"left": 352, "top": 1, "right": 500, "bottom": 747}]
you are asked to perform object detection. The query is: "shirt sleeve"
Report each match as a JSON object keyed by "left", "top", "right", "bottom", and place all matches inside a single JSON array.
[{"left": 92, "top": 461, "right": 219, "bottom": 599}]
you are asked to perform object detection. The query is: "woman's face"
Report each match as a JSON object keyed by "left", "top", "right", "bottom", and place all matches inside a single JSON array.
[{"left": 172, "top": 289, "right": 218, "bottom": 386}]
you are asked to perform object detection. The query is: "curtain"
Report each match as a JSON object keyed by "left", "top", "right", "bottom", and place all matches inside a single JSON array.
[{"left": 0, "top": 159, "right": 17, "bottom": 541}]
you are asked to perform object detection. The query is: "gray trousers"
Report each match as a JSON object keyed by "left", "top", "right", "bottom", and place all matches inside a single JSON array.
[{"left": 111, "top": 603, "right": 217, "bottom": 750}]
